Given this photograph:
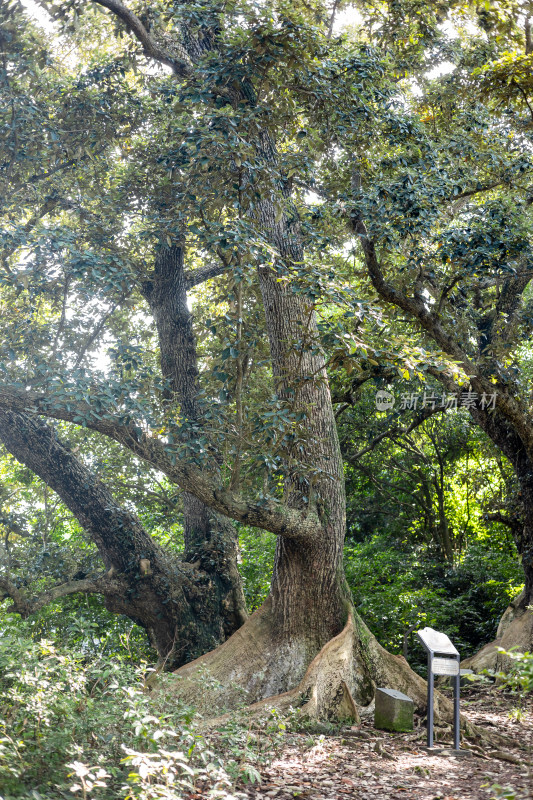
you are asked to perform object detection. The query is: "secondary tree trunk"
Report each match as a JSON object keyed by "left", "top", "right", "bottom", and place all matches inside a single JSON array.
[
  {"left": 142, "top": 244, "right": 247, "bottom": 636},
  {"left": 471, "top": 406, "right": 533, "bottom": 607},
  {"left": 0, "top": 242, "right": 248, "bottom": 665},
  {"left": 0, "top": 3, "right": 438, "bottom": 721},
  {"left": 0, "top": 409, "right": 242, "bottom": 669}
]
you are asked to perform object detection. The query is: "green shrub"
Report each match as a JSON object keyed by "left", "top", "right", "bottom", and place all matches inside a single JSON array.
[
  {"left": 0, "top": 616, "right": 241, "bottom": 800},
  {"left": 495, "top": 647, "right": 533, "bottom": 696},
  {"left": 238, "top": 527, "right": 276, "bottom": 611},
  {"left": 344, "top": 534, "right": 522, "bottom": 672},
  {"left": 14, "top": 594, "right": 153, "bottom": 665}
]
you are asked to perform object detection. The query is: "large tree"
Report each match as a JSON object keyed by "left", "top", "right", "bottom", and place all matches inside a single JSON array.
[
  {"left": 3, "top": 0, "right": 522, "bottom": 713},
  {"left": 0, "top": 0, "right": 434, "bottom": 716}
]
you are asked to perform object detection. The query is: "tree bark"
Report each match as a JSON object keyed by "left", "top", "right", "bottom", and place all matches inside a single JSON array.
[
  {"left": 0, "top": 410, "right": 240, "bottom": 668},
  {"left": 161, "top": 131, "right": 361, "bottom": 705},
  {"left": 255, "top": 208, "right": 350, "bottom": 670},
  {"left": 142, "top": 243, "right": 247, "bottom": 636},
  {"left": 140, "top": 217, "right": 353, "bottom": 696}
]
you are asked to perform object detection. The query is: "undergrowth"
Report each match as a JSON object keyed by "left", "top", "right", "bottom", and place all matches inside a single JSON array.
[{"left": 0, "top": 616, "right": 292, "bottom": 800}]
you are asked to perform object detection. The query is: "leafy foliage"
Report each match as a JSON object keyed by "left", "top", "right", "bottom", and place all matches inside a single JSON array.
[
  {"left": 238, "top": 526, "right": 276, "bottom": 612},
  {"left": 0, "top": 615, "right": 264, "bottom": 799},
  {"left": 1, "top": 0, "right": 532, "bottom": 789},
  {"left": 345, "top": 534, "right": 522, "bottom": 671},
  {"left": 495, "top": 647, "right": 533, "bottom": 696}
]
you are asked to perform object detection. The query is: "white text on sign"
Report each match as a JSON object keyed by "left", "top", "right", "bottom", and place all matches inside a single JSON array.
[{"left": 432, "top": 657, "right": 460, "bottom": 676}]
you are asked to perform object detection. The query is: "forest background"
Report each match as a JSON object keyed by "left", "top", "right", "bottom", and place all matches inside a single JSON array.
[{"left": 0, "top": 0, "right": 532, "bottom": 796}]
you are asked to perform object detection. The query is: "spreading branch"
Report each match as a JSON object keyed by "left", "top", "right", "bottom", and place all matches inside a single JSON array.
[
  {"left": 92, "top": 0, "right": 192, "bottom": 76},
  {"left": 484, "top": 511, "right": 524, "bottom": 537},
  {"left": 185, "top": 261, "right": 230, "bottom": 288},
  {"left": 354, "top": 220, "right": 533, "bottom": 458},
  {"left": 0, "top": 572, "right": 127, "bottom": 617},
  {"left": 0, "top": 399, "right": 321, "bottom": 540},
  {"left": 347, "top": 405, "right": 445, "bottom": 463}
]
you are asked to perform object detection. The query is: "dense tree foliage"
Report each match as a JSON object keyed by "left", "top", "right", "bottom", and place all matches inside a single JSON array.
[{"left": 0, "top": 0, "right": 531, "bottom": 743}]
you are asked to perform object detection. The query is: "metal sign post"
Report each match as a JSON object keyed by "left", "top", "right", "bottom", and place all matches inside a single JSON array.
[{"left": 417, "top": 627, "right": 461, "bottom": 752}]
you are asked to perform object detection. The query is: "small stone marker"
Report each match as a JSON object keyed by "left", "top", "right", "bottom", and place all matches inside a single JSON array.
[{"left": 374, "top": 688, "right": 414, "bottom": 732}]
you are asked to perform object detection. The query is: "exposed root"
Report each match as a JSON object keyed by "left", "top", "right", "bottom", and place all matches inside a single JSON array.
[
  {"left": 462, "top": 604, "right": 533, "bottom": 674},
  {"left": 158, "top": 605, "right": 450, "bottom": 727},
  {"left": 153, "top": 602, "right": 518, "bottom": 751},
  {"left": 156, "top": 598, "right": 311, "bottom": 712},
  {"left": 462, "top": 719, "right": 516, "bottom": 749},
  {"left": 217, "top": 613, "right": 363, "bottom": 725},
  {"left": 487, "top": 750, "right": 525, "bottom": 765}
]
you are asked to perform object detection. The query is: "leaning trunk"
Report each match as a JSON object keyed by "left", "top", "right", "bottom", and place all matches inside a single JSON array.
[
  {"left": 0, "top": 410, "right": 239, "bottom": 668},
  {"left": 0, "top": 244, "right": 247, "bottom": 665},
  {"left": 471, "top": 406, "right": 533, "bottom": 607},
  {"left": 461, "top": 407, "right": 533, "bottom": 671}
]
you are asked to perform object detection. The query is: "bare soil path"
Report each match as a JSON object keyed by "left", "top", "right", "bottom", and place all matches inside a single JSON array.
[{"left": 236, "top": 685, "right": 532, "bottom": 800}]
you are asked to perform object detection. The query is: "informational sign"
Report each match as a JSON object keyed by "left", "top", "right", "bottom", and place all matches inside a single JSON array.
[
  {"left": 417, "top": 627, "right": 459, "bottom": 656},
  {"left": 432, "top": 657, "right": 460, "bottom": 676},
  {"left": 417, "top": 627, "right": 461, "bottom": 751}
]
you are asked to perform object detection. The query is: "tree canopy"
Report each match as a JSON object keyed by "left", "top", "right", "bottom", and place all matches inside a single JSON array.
[{"left": 0, "top": 0, "right": 532, "bottom": 720}]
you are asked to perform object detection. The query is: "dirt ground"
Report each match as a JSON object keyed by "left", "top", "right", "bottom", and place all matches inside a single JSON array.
[{"left": 237, "top": 684, "right": 533, "bottom": 800}]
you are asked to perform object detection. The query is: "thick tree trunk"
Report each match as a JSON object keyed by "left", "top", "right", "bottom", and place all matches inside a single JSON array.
[
  {"left": 161, "top": 146, "right": 425, "bottom": 717},
  {"left": 142, "top": 244, "right": 247, "bottom": 636},
  {"left": 253, "top": 132, "right": 350, "bottom": 654},
  {"left": 256, "top": 262, "right": 349, "bottom": 670},
  {"left": 143, "top": 119, "right": 436, "bottom": 720},
  {"left": 471, "top": 407, "right": 533, "bottom": 607},
  {"left": 0, "top": 410, "right": 240, "bottom": 668},
  {"left": 142, "top": 237, "right": 352, "bottom": 693}
]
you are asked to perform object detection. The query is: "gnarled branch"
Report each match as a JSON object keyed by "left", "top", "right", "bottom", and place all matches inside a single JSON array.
[
  {"left": 484, "top": 511, "right": 523, "bottom": 537},
  {"left": 0, "top": 573, "right": 127, "bottom": 617},
  {"left": 354, "top": 220, "right": 533, "bottom": 459},
  {"left": 92, "top": 0, "right": 192, "bottom": 76},
  {"left": 0, "top": 400, "right": 321, "bottom": 540},
  {"left": 185, "top": 261, "right": 230, "bottom": 288}
]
